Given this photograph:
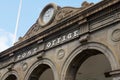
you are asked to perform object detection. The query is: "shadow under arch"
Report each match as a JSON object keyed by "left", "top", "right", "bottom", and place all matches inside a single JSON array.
[
  {"left": 1, "top": 71, "right": 19, "bottom": 80},
  {"left": 24, "top": 59, "right": 59, "bottom": 80},
  {"left": 61, "top": 42, "right": 119, "bottom": 80}
]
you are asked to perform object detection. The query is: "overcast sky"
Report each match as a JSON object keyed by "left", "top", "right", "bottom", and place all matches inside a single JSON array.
[{"left": 0, "top": 0, "right": 100, "bottom": 52}]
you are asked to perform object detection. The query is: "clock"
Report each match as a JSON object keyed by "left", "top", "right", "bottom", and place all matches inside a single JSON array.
[
  {"left": 42, "top": 8, "right": 54, "bottom": 24},
  {"left": 38, "top": 3, "right": 58, "bottom": 27}
]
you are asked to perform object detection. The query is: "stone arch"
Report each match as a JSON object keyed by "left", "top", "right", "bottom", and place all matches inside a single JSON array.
[
  {"left": 1, "top": 70, "right": 19, "bottom": 80},
  {"left": 24, "top": 59, "right": 59, "bottom": 80},
  {"left": 61, "top": 42, "right": 119, "bottom": 80}
]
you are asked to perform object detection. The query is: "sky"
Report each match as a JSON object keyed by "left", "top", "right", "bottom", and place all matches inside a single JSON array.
[{"left": 0, "top": 0, "right": 100, "bottom": 52}]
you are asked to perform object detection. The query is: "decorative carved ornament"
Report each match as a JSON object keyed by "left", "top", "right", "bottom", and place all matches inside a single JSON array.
[
  {"left": 24, "top": 23, "right": 39, "bottom": 39},
  {"left": 15, "top": 1, "right": 93, "bottom": 44},
  {"left": 21, "top": 62, "right": 28, "bottom": 71},
  {"left": 55, "top": 7, "right": 79, "bottom": 21},
  {"left": 55, "top": 1, "right": 93, "bottom": 22},
  {"left": 57, "top": 49, "right": 65, "bottom": 60},
  {"left": 111, "top": 29, "right": 120, "bottom": 42}
]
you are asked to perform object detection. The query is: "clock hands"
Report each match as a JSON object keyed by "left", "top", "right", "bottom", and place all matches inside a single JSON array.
[
  {"left": 38, "top": 3, "right": 58, "bottom": 26},
  {"left": 43, "top": 8, "right": 54, "bottom": 24}
]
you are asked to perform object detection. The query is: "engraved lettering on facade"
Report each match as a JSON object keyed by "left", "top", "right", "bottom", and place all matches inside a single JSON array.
[
  {"left": 46, "top": 30, "right": 79, "bottom": 49},
  {"left": 16, "top": 47, "right": 39, "bottom": 61},
  {"left": 67, "top": 33, "right": 72, "bottom": 39},
  {"left": 57, "top": 37, "right": 61, "bottom": 44}
]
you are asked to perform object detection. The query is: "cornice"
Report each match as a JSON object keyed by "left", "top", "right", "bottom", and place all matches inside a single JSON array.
[{"left": 0, "top": 0, "right": 120, "bottom": 58}]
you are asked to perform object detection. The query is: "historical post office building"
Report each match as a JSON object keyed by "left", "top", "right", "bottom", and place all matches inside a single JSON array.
[{"left": 0, "top": 0, "right": 120, "bottom": 80}]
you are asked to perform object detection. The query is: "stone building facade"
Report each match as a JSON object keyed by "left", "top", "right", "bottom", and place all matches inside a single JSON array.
[{"left": 0, "top": 0, "right": 120, "bottom": 80}]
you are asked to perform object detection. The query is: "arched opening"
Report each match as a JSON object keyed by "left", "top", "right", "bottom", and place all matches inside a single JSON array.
[
  {"left": 28, "top": 64, "right": 54, "bottom": 80},
  {"left": 5, "top": 74, "right": 17, "bottom": 80},
  {"left": 65, "top": 49, "right": 113, "bottom": 80}
]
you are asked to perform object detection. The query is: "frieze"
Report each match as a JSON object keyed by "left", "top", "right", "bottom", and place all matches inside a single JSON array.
[
  {"left": 15, "top": 44, "right": 44, "bottom": 61},
  {"left": 1, "top": 0, "right": 120, "bottom": 65},
  {"left": 46, "top": 30, "right": 79, "bottom": 49},
  {"left": 0, "top": 57, "right": 14, "bottom": 69},
  {"left": 0, "top": 44, "right": 44, "bottom": 68},
  {"left": 90, "top": 12, "right": 120, "bottom": 32},
  {"left": 89, "top": 3, "right": 120, "bottom": 31},
  {"left": 90, "top": 15, "right": 114, "bottom": 31}
]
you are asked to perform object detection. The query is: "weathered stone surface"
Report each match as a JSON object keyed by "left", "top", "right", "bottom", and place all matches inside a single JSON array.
[{"left": 0, "top": 0, "right": 120, "bottom": 80}]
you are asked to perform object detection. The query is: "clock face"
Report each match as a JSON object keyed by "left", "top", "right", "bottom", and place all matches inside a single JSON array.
[
  {"left": 42, "top": 8, "right": 54, "bottom": 24},
  {"left": 38, "top": 3, "right": 58, "bottom": 27}
]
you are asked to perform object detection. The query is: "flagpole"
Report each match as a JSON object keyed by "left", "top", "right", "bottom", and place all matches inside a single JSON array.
[{"left": 13, "top": 0, "right": 22, "bottom": 45}]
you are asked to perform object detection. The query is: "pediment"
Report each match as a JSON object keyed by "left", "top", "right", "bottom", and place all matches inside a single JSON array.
[{"left": 15, "top": 1, "right": 93, "bottom": 44}]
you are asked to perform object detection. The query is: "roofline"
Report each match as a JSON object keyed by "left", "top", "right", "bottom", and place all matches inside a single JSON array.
[{"left": 0, "top": 0, "right": 120, "bottom": 58}]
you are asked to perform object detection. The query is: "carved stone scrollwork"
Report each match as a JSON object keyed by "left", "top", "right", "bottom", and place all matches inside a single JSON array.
[
  {"left": 15, "top": 2, "right": 94, "bottom": 45},
  {"left": 55, "top": 1, "right": 93, "bottom": 22},
  {"left": 23, "top": 22, "right": 39, "bottom": 39},
  {"left": 81, "top": 1, "right": 94, "bottom": 8},
  {"left": 14, "top": 22, "right": 40, "bottom": 45},
  {"left": 55, "top": 7, "right": 79, "bottom": 21}
]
